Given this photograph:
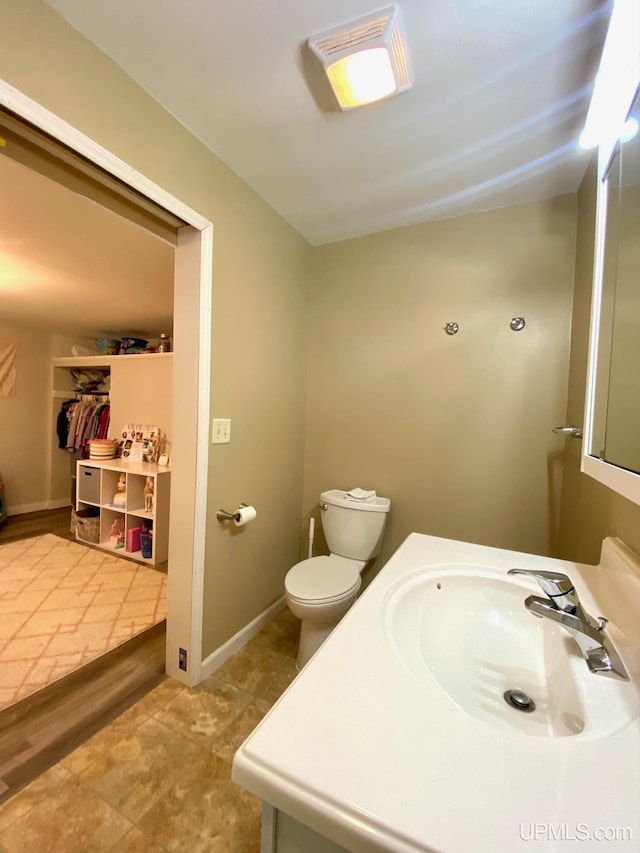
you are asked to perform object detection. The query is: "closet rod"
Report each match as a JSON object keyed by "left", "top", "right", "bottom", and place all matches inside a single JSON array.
[
  {"left": 52, "top": 391, "right": 110, "bottom": 403},
  {"left": 52, "top": 391, "right": 110, "bottom": 401},
  {"left": 77, "top": 393, "right": 110, "bottom": 402}
]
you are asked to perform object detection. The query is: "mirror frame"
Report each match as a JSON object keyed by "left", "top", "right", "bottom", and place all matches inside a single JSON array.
[{"left": 582, "top": 59, "right": 640, "bottom": 506}]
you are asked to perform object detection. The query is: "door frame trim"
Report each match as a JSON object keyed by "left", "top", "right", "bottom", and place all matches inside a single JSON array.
[{"left": 0, "top": 78, "right": 211, "bottom": 685}]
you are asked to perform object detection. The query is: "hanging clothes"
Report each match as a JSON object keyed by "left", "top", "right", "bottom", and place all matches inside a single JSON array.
[
  {"left": 58, "top": 399, "right": 111, "bottom": 456},
  {"left": 56, "top": 399, "right": 77, "bottom": 449}
]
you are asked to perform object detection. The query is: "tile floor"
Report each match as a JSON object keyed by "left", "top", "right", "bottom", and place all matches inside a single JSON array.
[
  {"left": 0, "top": 535, "right": 167, "bottom": 710},
  {"left": 0, "top": 607, "right": 300, "bottom": 852}
]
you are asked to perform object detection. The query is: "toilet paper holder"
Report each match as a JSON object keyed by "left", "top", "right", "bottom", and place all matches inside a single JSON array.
[{"left": 217, "top": 503, "right": 249, "bottom": 522}]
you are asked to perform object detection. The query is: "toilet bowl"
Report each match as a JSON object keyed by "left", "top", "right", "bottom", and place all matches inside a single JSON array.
[
  {"left": 285, "top": 489, "right": 391, "bottom": 669},
  {"left": 286, "top": 555, "right": 362, "bottom": 668}
]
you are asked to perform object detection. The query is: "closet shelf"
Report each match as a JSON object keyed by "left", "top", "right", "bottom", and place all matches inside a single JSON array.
[{"left": 53, "top": 353, "right": 172, "bottom": 368}]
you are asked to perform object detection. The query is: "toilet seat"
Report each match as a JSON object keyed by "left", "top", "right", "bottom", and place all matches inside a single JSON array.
[{"left": 285, "top": 556, "right": 360, "bottom": 604}]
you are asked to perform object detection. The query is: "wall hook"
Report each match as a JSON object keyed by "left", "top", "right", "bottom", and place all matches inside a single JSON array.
[{"left": 444, "top": 321, "right": 459, "bottom": 336}]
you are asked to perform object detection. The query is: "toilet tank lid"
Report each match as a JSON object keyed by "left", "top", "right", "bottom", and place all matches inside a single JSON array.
[{"left": 321, "top": 489, "right": 391, "bottom": 513}]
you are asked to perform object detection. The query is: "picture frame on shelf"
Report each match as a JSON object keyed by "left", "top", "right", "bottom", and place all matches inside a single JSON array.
[{"left": 116, "top": 424, "right": 161, "bottom": 463}]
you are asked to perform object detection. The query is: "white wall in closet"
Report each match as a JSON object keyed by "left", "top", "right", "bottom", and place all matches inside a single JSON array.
[{"left": 0, "top": 324, "right": 91, "bottom": 514}]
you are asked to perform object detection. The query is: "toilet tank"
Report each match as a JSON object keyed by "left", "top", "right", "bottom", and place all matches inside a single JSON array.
[{"left": 320, "top": 489, "right": 391, "bottom": 561}]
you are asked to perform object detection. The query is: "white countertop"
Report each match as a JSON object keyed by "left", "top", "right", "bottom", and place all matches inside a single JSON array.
[{"left": 233, "top": 534, "right": 640, "bottom": 852}]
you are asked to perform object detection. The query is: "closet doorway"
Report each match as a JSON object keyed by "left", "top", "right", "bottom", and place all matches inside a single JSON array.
[{"left": 0, "top": 82, "right": 212, "bottom": 691}]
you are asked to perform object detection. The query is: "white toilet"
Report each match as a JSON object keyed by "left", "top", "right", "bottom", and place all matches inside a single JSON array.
[{"left": 285, "top": 489, "right": 391, "bottom": 669}]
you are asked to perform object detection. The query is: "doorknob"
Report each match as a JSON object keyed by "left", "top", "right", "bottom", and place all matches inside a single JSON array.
[{"left": 553, "top": 425, "right": 583, "bottom": 439}]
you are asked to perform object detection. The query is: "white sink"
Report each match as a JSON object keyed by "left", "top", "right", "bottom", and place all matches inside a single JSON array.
[
  {"left": 235, "top": 536, "right": 640, "bottom": 853},
  {"left": 382, "top": 564, "right": 635, "bottom": 739}
]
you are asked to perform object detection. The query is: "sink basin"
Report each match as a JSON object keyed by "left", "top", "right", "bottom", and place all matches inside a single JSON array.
[{"left": 382, "top": 564, "right": 635, "bottom": 739}]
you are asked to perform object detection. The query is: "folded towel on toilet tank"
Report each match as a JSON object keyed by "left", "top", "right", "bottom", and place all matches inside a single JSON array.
[{"left": 345, "top": 488, "right": 377, "bottom": 502}]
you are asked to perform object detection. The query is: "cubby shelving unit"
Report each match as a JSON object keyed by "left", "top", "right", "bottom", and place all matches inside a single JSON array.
[{"left": 76, "top": 458, "right": 170, "bottom": 565}]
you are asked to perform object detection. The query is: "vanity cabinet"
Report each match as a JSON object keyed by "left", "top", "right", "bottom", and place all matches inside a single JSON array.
[
  {"left": 261, "top": 806, "right": 347, "bottom": 853},
  {"left": 76, "top": 459, "right": 170, "bottom": 565}
]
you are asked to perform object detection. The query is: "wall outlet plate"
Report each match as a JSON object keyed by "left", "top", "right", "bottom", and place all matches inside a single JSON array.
[
  {"left": 212, "top": 418, "right": 231, "bottom": 444},
  {"left": 179, "top": 647, "right": 187, "bottom": 672}
]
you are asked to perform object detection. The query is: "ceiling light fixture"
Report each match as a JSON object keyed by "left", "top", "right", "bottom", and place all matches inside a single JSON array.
[{"left": 308, "top": 5, "right": 412, "bottom": 111}]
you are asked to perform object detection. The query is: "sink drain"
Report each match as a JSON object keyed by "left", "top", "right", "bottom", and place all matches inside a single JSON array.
[{"left": 503, "top": 689, "right": 536, "bottom": 713}]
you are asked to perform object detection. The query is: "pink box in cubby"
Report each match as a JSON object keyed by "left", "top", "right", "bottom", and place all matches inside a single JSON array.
[{"left": 127, "top": 526, "right": 142, "bottom": 553}]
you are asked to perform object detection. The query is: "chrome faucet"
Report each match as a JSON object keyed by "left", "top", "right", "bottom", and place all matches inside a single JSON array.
[{"left": 507, "top": 569, "right": 629, "bottom": 681}]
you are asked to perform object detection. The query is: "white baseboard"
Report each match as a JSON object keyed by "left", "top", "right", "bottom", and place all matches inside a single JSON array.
[
  {"left": 8, "top": 499, "right": 71, "bottom": 516},
  {"left": 48, "top": 499, "right": 72, "bottom": 510},
  {"left": 200, "top": 595, "right": 287, "bottom": 681}
]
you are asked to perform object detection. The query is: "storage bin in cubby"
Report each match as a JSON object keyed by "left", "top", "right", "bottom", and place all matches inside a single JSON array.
[
  {"left": 77, "top": 466, "right": 101, "bottom": 505},
  {"left": 76, "top": 507, "right": 100, "bottom": 544}
]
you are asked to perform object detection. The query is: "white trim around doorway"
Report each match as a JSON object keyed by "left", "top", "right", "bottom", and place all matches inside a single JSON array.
[{"left": 0, "top": 78, "right": 212, "bottom": 686}]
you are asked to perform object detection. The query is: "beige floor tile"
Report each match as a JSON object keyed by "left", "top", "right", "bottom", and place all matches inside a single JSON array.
[
  {"left": 1, "top": 606, "right": 301, "bottom": 850},
  {"left": 0, "top": 773, "right": 133, "bottom": 853},
  {"left": 216, "top": 639, "right": 298, "bottom": 703},
  {"left": 0, "top": 765, "right": 73, "bottom": 832},
  {"left": 77, "top": 716, "right": 202, "bottom": 823},
  {"left": 137, "top": 752, "right": 261, "bottom": 853},
  {"left": 212, "top": 697, "right": 272, "bottom": 765},
  {"left": 152, "top": 676, "right": 253, "bottom": 747},
  {"left": 107, "top": 827, "right": 167, "bottom": 852},
  {"left": 132, "top": 677, "right": 186, "bottom": 716},
  {"left": 61, "top": 703, "right": 151, "bottom": 774},
  {"left": 251, "top": 607, "right": 300, "bottom": 659}
]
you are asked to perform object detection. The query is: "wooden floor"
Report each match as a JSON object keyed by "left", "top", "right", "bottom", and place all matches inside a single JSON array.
[
  {"left": 0, "top": 506, "right": 75, "bottom": 545},
  {"left": 0, "top": 508, "right": 167, "bottom": 804}
]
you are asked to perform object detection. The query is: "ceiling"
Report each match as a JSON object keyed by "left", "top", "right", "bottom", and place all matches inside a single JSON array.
[
  {"left": 0, "top": 1, "right": 609, "bottom": 339},
  {"left": 44, "top": 0, "right": 609, "bottom": 245},
  {"left": 0, "top": 153, "right": 174, "bottom": 339}
]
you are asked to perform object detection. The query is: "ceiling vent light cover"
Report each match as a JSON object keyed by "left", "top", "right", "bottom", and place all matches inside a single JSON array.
[{"left": 308, "top": 5, "right": 412, "bottom": 111}]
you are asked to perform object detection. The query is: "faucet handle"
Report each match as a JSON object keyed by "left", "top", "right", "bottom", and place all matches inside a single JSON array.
[{"left": 508, "top": 569, "right": 577, "bottom": 611}]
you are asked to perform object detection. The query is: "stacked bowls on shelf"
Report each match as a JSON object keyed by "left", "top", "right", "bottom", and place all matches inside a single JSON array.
[
  {"left": 120, "top": 337, "right": 148, "bottom": 354},
  {"left": 94, "top": 337, "right": 121, "bottom": 355},
  {"left": 89, "top": 439, "right": 118, "bottom": 460},
  {"left": 94, "top": 337, "right": 149, "bottom": 355}
]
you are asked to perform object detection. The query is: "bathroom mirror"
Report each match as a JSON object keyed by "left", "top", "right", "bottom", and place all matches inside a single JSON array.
[{"left": 582, "top": 82, "right": 640, "bottom": 505}]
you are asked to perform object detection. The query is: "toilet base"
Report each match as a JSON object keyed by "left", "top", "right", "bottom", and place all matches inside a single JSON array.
[
  {"left": 296, "top": 618, "right": 337, "bottom": 670},
  {"left": 286, "top": 575, "right": 361, "bottom": 669},
  {"left": 288, "top": 588, "right": 360, "bottom": 669}
]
